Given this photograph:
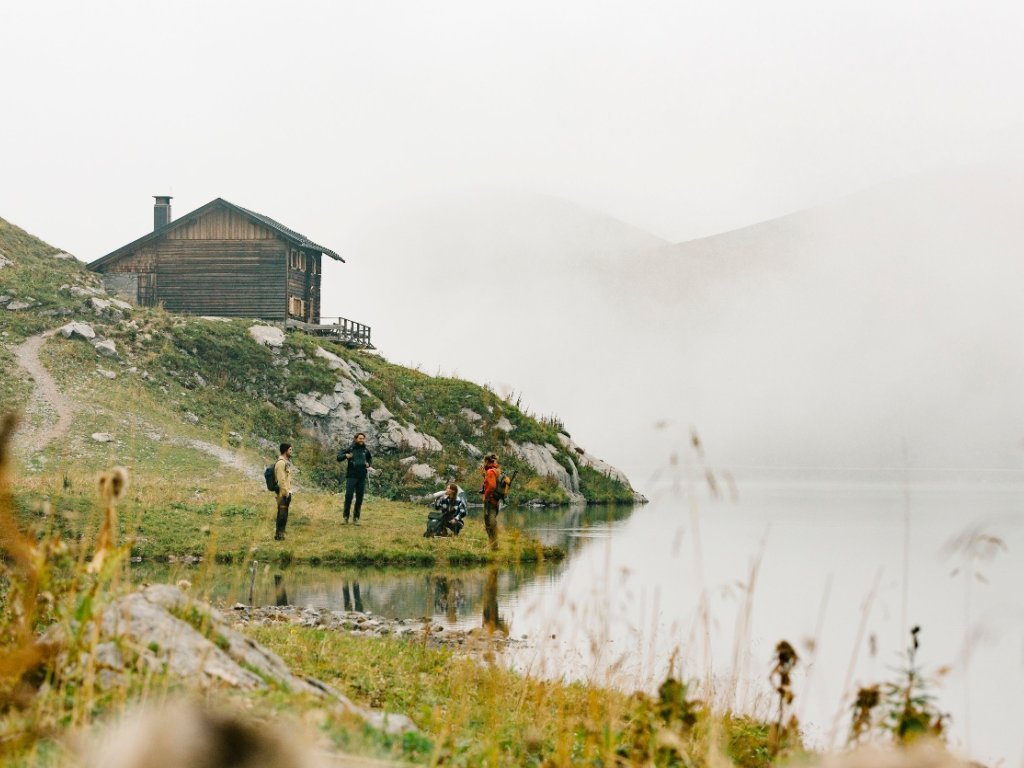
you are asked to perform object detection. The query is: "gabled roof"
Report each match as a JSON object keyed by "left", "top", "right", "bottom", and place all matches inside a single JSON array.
[{"left": 88, "top": 197, "right": 344, "bottom": 270}]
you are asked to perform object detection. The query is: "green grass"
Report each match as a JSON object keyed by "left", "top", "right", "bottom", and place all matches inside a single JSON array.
[{"left": 248, "top": 623, "right": 784, "bottom": 767}]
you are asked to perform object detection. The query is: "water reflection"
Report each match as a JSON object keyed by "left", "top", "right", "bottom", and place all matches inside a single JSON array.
[
  {"left": 273, "top": 574, "right": 288, "bottom": 607},
  {"left": 131, "top": 503, "right": 639, "bottom": 629},
  {"left": 481, "top": 568, "right": 508, "bottom": 635}
]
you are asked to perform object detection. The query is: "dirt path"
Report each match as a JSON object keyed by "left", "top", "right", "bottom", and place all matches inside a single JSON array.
[
  {"left": 175, "top": 437, "right": 264, "bottom": 482},
  {"left": 10, "top": 330, "right": 75, "bottom": 455},
  {"left": 9, "top": 330, "right": 265, "bottom": 482}
]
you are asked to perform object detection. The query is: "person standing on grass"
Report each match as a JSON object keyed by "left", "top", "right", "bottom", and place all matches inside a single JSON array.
[
  {"left": 481, "top": 453, "right": 501, "bottom": 549},
  {"left": 337, "top": 432, "right": 372, "bottom": 524},
  {"left": 273, "top": 443, "right": 293, "bottom": 541}
]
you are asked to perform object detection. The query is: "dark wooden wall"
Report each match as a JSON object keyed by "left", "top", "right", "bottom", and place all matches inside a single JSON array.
[{"left": 97, "top": 206, "right": 329, "bottom": 322}]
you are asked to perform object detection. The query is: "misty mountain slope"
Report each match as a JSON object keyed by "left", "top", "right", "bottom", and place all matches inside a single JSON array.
[
  {"left": 592, "top": 170, "right": 1024, "bottom": 470},
  {"left": 331, "top": 174, "right": 1024, "bottom": 479}
]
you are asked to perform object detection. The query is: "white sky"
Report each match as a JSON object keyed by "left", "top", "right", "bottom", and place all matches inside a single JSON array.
[
  {"left": 2, "top": 0, "right": 1023, "bottom": 481},
  {"left": 2, "top": 0, "right": 1022, "bottom": 252}
]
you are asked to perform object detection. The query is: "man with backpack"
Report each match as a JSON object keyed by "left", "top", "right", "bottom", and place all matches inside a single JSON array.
[
  {"left": 481, "top": 453, "right": 502, "bottom": 549},
  {"left": 272, "top": 443, "right": 293, "bottom": 541},
  {"left": 337, "top": 432, "right": 372, "bottom": 524}
]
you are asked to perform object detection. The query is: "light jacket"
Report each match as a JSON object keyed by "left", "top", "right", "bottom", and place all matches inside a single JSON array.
[{"left": 274, "top": 457, "right": 292, "bottom": 498}]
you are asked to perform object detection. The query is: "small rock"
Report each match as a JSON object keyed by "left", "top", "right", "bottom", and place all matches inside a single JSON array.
[
  {"left": 495, "top": 417, "right": 514, "bottom": 432},
  {"left": 91, "top": 433, "right": 115, "bottom": 443},
  {"left": 96, "top": 368, "right": 117, "bottom": 380},
  {"left": 249, "top": 325, "right": 285, "bottom": 349},
  {"left": 408, "top": 463, "right": 439, "bottom": 481},
  {"left": 92, "top": 338, "right": 119, "bottom": 358},
  {"left": 0, "top": 254, "right": 12, "bottom": 269},
  {"left": 52, "top": 251, "right": 77, "bottom": 260},
  {"left": 59, "top": 322, "right": 96, "bottom": 340},
  {"left": 227, "top": 432, "right": 243, "bottom": 447},
  {"left": 6, "top": 301, "right": 33, "bottom": 311},
  {"left": 184, "top": 412, "right": 200, "bottom": 425},
  {"left": 399, "top": 456, "right": 418, "bottom": 467}
]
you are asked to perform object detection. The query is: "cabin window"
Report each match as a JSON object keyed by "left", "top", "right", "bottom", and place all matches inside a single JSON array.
[
  {"left": 289, "top": 296, "right": 306, "bottom": 318},
  {"left": 289, "top": 250, "right": 306, "bottom": 271},
  {"left": 311, "top": 256, "right": 318, "bottom": 275}
]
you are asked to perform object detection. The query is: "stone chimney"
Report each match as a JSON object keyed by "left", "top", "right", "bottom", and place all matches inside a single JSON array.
[{"left": 153, "top": 196, "right": 173, "bottom": 230}]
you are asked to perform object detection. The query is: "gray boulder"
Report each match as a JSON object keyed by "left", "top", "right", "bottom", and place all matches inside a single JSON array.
[
  {"left": 92, "top": 338, "right": 119, "bottom": 358},
  {"left": 249, "top": 324, "right": 285, "bottom": 349},
  {"left": 60, "top": 321, "right": 96, "bottom": 341}
]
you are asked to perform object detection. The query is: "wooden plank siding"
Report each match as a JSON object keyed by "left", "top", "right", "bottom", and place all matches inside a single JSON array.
[
  {"left": 156, "top": 240, "right": 287, "bottom": 319},
  {"left": 93, "top": 202, "right": 332, "bottom": 324},
  {"left": 166, "top": 208, "right": 276, "bottom": 241}
]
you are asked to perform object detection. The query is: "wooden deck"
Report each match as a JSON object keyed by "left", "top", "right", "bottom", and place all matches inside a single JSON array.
[{"left": 286, "top": 316, "right": 373, "bottom": 348}]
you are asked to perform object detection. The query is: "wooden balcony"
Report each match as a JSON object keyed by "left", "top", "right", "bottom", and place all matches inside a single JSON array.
[{"left": 286, "top": 316, "right": 374, "bottom": 348}]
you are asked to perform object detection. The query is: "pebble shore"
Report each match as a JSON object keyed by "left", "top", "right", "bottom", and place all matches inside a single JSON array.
[{"left": 222, "top": 603, "right": 523, "bottom": 653}]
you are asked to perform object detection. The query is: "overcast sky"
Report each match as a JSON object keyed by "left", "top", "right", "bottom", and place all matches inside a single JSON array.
[
  {"left": 2, "top": 1, "right": 1023, "bottom": 482},
  {"left": 2, "top": 0, "right": 1022, "bottom": 253}
]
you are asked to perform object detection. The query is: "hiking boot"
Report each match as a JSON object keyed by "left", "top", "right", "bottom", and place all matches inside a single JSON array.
[
  {"left": 353, "top": 519, "right": 361, "bottom": 526},
  {"left": 274, "top": 533, "right": 285, "bottom": 541},
  {"left": 342, "top": 518, "right": 349, "bottom": 525}
]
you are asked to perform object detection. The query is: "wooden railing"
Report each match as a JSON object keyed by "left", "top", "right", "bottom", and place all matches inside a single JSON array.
[{"left": 286, "top": 316, "right": 373, "bottom": 348}]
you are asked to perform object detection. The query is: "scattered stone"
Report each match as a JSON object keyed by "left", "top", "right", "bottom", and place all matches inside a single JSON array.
[
  {"left": 89, "top": 297, "right": 112, "bottom": 314},
  {"left": 0, "top": 254, "right": 12, "bottom": 269},
  {"left": 52, "top": 251, "right": 77, "bottom": 260},
  {"left": 461, "top": 408, "right": 482, "bottom": 422},
  {"left": 407, "top": 463, "right": 439, "bottom": 481},
  {"left": 461, "top": 440, "right": 483, "bottom": 458},
  {"left": 108, "top": 297, "right": 133, "bottom": 312},
  {"left": 91, "top": 433, "right": 115, "bottom": 443},
  {"left": 184, "top": 412, "right": 200, "bottom": 425},
  {"left": 59, "top": 321, "right": 96, "bottom": 341},
  {"left": 199, "top": 316, "right": 231, "bottom": 323},
  {"left": 227, "top": 431, "right": 243, "bottom": 447},
  {"left": 92, "top": 338, "right": 119, "bottom": 358},
  {"left": 248, "top": 324, "right": 285, "bottom": 349},
  {"left": 68, "top": 285, "right": 102, "bottom": 298},
  {"left": 6, "top": 301, "right": 33, "bottom": 311},
  {"left": 495, "top": 417, "right": 514, "bottom": 433},
  {"left": 0, "top": 295, "right": 11, "bottom": 305},
  {"left": 96, "top": 368, "right": 117, "bottom": 380}
]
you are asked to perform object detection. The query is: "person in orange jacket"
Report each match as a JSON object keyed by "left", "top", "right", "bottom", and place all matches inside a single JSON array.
[{"left": 481, "top": 453, "right": 501, "bottom": 549}]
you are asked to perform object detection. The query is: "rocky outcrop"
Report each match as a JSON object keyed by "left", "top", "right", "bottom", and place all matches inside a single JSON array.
[
  {"left": 557, "top": 433, "right": 631, "bottom": 486},
  {"left": 512, "top": 442, "right": 584, "bottom": 504},
  {"left": 295, "top": 377, "right": 442, "bottom": 454}
]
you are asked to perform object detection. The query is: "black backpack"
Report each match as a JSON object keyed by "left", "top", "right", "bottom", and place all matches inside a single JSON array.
[{"left": 264, "top": 463, "right": 279, "bottom": 493}]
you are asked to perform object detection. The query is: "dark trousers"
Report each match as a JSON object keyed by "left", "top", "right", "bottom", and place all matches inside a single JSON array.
[
  {"left": 344, "top": 476, "right": 366, "bottom": 520},
  {"left": 275, "top": 493, "right": 291, "bottom": 537},
  {"left": 484, "top": 500, "right": 500, "bottom": 549}
]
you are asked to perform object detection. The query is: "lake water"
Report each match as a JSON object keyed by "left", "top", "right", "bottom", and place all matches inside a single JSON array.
[{"left": 139, "top": 474, "right": 1024, "bottom": 766}]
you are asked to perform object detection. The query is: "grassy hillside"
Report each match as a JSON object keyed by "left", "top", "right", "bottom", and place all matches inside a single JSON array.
[{"left": 0, "top": 217, "right": 634, "bottom": 528}]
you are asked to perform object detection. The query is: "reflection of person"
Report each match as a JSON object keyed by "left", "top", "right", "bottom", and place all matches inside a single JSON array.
[
  {"left": 481, "top": 453, "right": 501, "bottom": 549},
  {"left": 337, "top": 433, "right": 372, "bottom": 524},
  {"left": 481, "top": 567, "right": 508, "bottom": 635},
  {"left": 273, "top": 574, "right": 289, "bottom": 607},
  {"left": 432, "top": 575, "right": 465, "bottom": 623},
  {"left": 273, "top": 443, "right": 293, "bottom": 541},
  {"left": 342, "top": 580, "right": 363, "bottom": 612},
  {"left": 427, "top": 483, "right": 468, "bottom": 537}
]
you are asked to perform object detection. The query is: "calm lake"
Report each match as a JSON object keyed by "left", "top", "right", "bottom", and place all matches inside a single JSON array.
[{"left": 136, "top": 474, "right": 1024, "bottom": 766}]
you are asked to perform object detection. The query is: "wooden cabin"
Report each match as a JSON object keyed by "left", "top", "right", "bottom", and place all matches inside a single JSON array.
[{"left": 89, "top": 197, "right": 370, "bottom": 346}]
